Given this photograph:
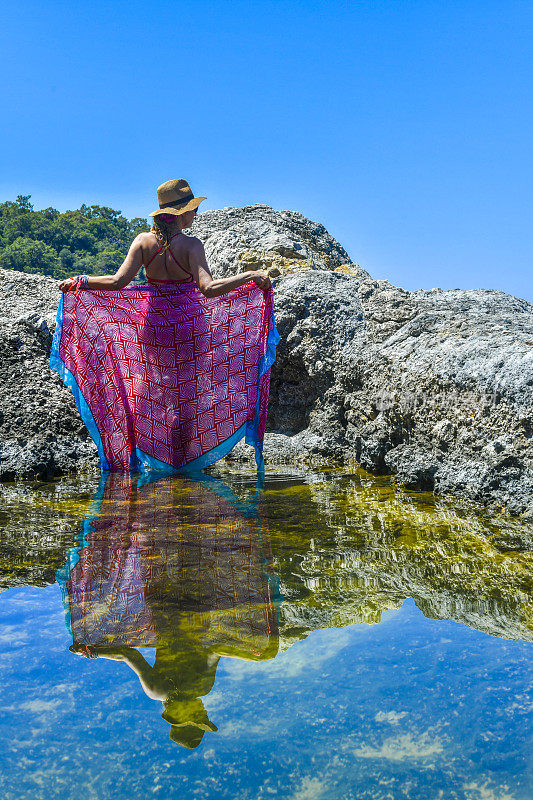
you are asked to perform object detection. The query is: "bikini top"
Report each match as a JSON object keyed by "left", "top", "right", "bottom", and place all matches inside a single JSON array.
[{"left": 145, "top": 232, "right": 194, "bottom": 284}]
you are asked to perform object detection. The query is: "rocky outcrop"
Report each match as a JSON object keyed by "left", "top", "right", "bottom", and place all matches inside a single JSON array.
[
  {"left": 192, "top": 203, "right": 365, "bottom": 279},
  {"left": 257, "top": 273, "right": 533, "bottom": 519},
  {"left": 0, "top": 270, "right": 100, "bottom": 480},
  {"left": 0, "top": 204, "right": 532, "bottom": 518}
]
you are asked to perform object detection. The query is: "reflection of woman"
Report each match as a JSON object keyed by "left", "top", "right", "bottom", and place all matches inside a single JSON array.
[
  {"left": 59, "top": 471, "right": 279, "bottom": 748},
  {"left": 73, "top": 641, "right": 220, "bottom": 749}
]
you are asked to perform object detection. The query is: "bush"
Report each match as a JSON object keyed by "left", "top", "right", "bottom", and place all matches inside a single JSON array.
[
  {"left": 0, "top": 237, "right": 60, "bottom": 277},
  {"left": 0, "top": 195, "right": 150, "bottom": 279}
]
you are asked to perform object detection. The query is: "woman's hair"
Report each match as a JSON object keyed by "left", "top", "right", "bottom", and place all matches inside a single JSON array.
[{"left": 150, "top": 213, "right": 180, "bottom": 251}]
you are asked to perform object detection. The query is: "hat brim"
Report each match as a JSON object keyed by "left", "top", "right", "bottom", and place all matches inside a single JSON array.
[{"left": 149, "top": 197, "right": 206, "bottom": 217}]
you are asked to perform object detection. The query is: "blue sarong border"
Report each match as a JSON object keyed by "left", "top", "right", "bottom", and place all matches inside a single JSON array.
[
  {"left": 49, "top": 294, "right": 110, "bottom": 471},
  {"left": 245, "top": 308, "right": 281, "bottom": 470},
  {"left": 133, "top": 423, "right": 247, "bottom": 475}
]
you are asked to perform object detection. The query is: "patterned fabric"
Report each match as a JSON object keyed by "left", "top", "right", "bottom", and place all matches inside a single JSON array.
[
  {"left": 57, "top": 472, "right": 280, "bottom": 661},
  {"left": 49, "top": 281, "right": 279, "bottom": 472}
]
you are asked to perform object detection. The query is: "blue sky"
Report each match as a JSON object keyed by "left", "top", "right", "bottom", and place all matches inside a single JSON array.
[{"left": 1, "top": 0, "right": 532, "bottom": 300}]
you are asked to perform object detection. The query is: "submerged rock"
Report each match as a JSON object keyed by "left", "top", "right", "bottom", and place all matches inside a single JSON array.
[{"left": 0, "top": 203, "right": 531, "bottom": 517}]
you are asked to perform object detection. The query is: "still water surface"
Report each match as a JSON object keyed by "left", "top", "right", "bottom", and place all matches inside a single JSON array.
[{"left": 0, "top": 468, "right": 531, "bottom": 799}]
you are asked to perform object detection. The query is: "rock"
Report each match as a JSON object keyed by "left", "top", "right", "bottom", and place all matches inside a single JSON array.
[
  {"left": 0, "top": 269, "right": 101, "bottom": 480},
  {"left": 0, "top": 204, "right": 532, "bottom": 519},
  {"left": 191, "top": 204, "right": 369, "bottom": 279}
]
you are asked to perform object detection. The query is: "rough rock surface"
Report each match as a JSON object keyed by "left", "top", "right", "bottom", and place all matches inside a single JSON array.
[
  {"left": 0, "top": 204, "right": 532, "bottom": 518},
  {"left": 0, "top": 270, "right": 99, "bottom": 480},
  {"left": 192, "top": 204, "right": 367, "bottom": 279}
]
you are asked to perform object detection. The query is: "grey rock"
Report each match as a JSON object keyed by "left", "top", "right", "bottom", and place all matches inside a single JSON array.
[
  {"left": 0, "top": 205, "right": 531, "bottom": 519},
  {"left": 191, "top": 204, "right": 368, "bottom": 278},
  {"left": 0, "top": 269, "right": 100, "bottom": 480}
]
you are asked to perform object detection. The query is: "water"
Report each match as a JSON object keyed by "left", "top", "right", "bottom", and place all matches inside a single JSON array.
[{"left": 0, "top": 467, "right": 531, "bottom": 800}]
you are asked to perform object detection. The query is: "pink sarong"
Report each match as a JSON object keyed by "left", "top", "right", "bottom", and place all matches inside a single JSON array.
[{"left": 50, "top": 281, "right": 279, "bottom": 472}]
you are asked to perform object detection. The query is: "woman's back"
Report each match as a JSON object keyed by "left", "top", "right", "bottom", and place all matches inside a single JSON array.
[{"left": 141, "top": 231, "right": 194, "bottom": 283}]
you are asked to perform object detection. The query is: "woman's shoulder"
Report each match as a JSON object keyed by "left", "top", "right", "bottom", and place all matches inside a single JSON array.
[
  {"left": 135, "top": 231, "right": 158, "bottom": 247},
  {"left": 134, "top": 230, "right": 203, "bottom": 252},
  {"left": 180, "top": 233, "right": 204, "bottom": 250}
]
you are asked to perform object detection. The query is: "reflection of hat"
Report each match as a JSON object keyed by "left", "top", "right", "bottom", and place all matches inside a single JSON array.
[
  {"left": 169, "top": 724, "right": 207, "bottom": 749},
  {"left": 149, "top": 179, "right": 206, "bottom": 217},
  {"left": 162, "top": 696, "right": 218, "bottom": 749}
]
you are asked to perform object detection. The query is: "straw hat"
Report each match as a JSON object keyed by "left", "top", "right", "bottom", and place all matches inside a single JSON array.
[{"left": 149, "top": 178, "right": 206, "bottom": 217}]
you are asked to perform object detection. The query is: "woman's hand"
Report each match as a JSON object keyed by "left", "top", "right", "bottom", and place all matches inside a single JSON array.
[
  {"left": 251, "top": 271, "right": 271, "bottom": 290},
  {"left": 69, "top": 643, "right": 130, "bottom": 660},
  {"left": 59, "top": 278, "right": 76, "bottom": 293},
  {"left": 69, "top": 644, "right": 99, "bottom": 658}
]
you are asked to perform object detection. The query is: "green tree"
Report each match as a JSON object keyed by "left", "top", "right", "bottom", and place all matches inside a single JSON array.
[
  {"left": 130, "top": 217, "right": 150, "bottom": 237},
  {"left": 15, "top": 195, "right": 34, "bottom": 213},
  {"left": 0, "top": 195, "right": 150, "bottom": 279},
  {"left": 0, "top": 237, "right": 60, "bottom": 276},
  {"left": 93, "top": 247, "right": 126, "bottom": 274},
  {"left": 59, "top": 247, "right": 75, "bottom": 272}
]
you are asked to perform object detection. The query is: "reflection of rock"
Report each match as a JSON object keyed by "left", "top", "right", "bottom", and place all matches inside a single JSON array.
[
  {"left": 2, "top": 471, "right": 531, "bottom": 644},
  {"left": 0, "top": 474, "right": 99, "bottom": 589},
  {"left": 0, "top": 203, "right": 532, "bottom": 517},
  {"left": 268, "top": 475, "right": 533, "bottom": 644}
]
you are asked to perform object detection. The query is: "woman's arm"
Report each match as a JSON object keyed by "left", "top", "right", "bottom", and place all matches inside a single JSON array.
[
  {"left": 188, "top": 238, "right": 271, "bottom": 297},
  {"left": 58, "top": 235, "right": 145, "bottom": 292},
  {"left": 70, "top": 644, "right": 170, "bottom": 700}
]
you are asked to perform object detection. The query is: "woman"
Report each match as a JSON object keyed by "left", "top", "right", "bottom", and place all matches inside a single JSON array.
[
  {"left": 50, "top": 179, "right": 279, "bottom": 474},
  {"left": 59, "top": 178, "right": 271, "bottom": 295}
]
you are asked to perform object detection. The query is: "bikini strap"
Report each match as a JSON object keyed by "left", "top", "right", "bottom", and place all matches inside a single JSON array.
[
  {"left": 145, "top": 244, "right": 165, "bottom": 267},
  {"left": 167, "top": 246, "right": 193, "bottom": 276},
  {"left": 145, "top": 232, "right": 192, "bottom": 277},
  {"left": 165, "top": 232, "right": 192, "bottom": 276},
  {"left": 145, "top": 232, "right": 180, "bottom": 267}
]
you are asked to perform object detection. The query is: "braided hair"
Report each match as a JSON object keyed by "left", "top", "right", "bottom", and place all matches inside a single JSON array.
[{"left": 150, "top": 213, "right": 181, "bottom": 252}]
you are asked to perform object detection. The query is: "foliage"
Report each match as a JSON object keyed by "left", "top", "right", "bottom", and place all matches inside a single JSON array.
[
  {"left": 0, "top": 195, "right": 150, "bottom": 279},
  {"left": 0, "top": 237, "right": 59, "bottom": 276}
]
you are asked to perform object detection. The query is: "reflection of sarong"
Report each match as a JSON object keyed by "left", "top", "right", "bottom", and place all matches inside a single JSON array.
[
  {"left": 58, "top": 473, "right": 279, "bottom": 661},
  {"left": 49, "top": 282, "right": 279, "bottom": 472}
]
